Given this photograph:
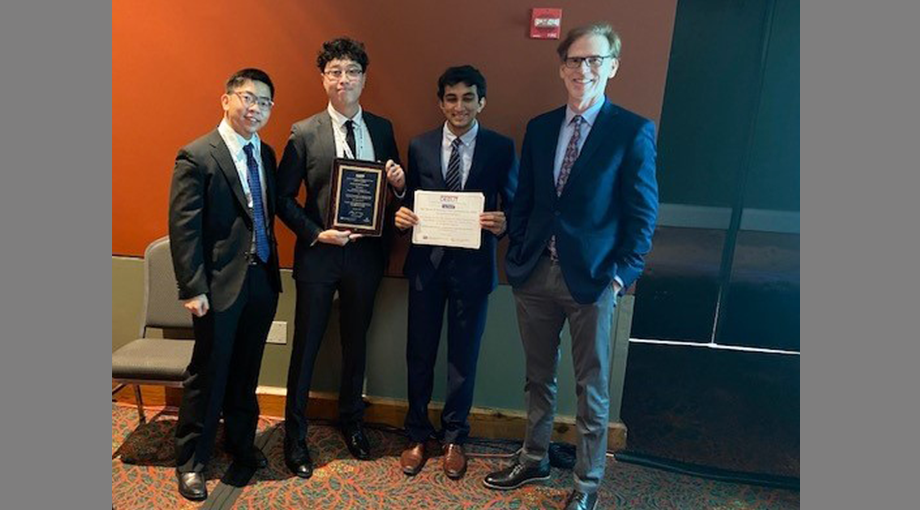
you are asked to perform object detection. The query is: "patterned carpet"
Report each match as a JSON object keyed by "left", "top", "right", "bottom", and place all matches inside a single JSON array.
[{"left": 112, "top": 404, "right": 799, "bottom": 509}]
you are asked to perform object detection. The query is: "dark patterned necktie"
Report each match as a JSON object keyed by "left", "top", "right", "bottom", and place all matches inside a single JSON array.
[
  {"left": 548, "top": 115, "right": 584, "bottom": 261},
  {"left": 444, "top": 137, "right": 463, "bottom": 191},
  {"left": 345, "top": 119, "right": 357, "bottom": 158},
  {"left": 243, "top": 143, "right": 270, "bottom": 263}
]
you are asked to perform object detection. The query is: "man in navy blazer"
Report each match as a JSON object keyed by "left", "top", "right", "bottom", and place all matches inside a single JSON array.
[
  {"left": 394, "top": 66, "right": 517, "bottom": 479},
  {"left": 484, "top": 24, "right": 658, "bottom": 510}
]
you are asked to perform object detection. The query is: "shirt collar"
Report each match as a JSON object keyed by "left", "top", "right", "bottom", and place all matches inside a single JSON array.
[
  {"left": 218, "top": 118, "right": 260, "bottom": 158},
  {"left": 327, "top": 103, "right": 364, "bottom": 129},
  {"left": 442, "top": 120, "right": 479, "bottom": 147},
  {"left": 564, "top": 96, "right": 606, "bottom": 128}
]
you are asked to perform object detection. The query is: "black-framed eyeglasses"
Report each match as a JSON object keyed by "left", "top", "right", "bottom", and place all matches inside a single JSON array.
[
  {"left": 234, "top": 91, "right": 274, "bottom": 111},
  {"left": 323, "top": 68, "right": 364, "bottom": 80},
  {"left": 563, "top": 55, "right": 616, "bottom": 69}
]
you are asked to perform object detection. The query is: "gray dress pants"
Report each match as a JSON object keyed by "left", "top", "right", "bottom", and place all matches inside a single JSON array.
[{"left": 514, "top": 255, "right": 616, "bottom": 494}]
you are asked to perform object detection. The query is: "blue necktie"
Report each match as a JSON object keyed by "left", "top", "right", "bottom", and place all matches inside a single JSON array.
[{"left": 243, "top": 143, "right": 270, "bottom": 263}]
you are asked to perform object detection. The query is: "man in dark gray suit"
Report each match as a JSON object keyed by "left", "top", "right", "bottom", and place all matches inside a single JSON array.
[
  {"left": 484, "top": 23, "right": 659, "bottom": 510},
  {"left": 276, "top": 37, "right": 405, "bottom": 478},
  {"left": 169, "top": 68, "right": 282, "bottom": 501}
]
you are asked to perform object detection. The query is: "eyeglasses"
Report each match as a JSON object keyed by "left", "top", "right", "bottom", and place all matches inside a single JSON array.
[
  {"left": 234, "top": 91, "right": 274, "bottom": 111},
  {"left": 324, "top": 68, "right": 364, "bottom": 80},
  {"left": 563, "top": 55, "right": 615, "bottom": 69}
]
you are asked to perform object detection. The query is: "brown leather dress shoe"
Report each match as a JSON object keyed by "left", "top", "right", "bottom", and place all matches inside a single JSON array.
[
  {"left": 443, "top": 443, "right": 467, "bottom": 479},
  {"left": 400, "top": 442, "right": 428, "bottom": 476}
]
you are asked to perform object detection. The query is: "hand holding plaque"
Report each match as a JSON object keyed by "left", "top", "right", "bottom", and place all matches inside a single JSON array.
[{"left": 326, "top": 158, "right": 388, "bottom": 237}]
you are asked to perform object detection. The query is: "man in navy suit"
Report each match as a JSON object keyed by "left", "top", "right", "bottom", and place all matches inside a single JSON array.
[
  {"left": 394, "top": 66, "right": 517, "bottom": 479},
  {"left": 484, "top": 24, "right": 658, "bottom": 510}
]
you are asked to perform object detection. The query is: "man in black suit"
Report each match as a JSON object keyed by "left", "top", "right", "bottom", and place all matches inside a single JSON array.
[
  {"left": 168, "top": 68, "right": 282, "bottom": 501},
  {"left": 394, "top": 66, "right": 517, "bottom": 479},
  {"left": 276, "top": 37, "right": 406, "bottom": 478},
  {"left": 484, "top": 23, "right": 659, "bottom": 510}
]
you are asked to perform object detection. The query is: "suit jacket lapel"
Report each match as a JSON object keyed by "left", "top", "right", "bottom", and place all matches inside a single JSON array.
[
  {"left": 542, "top": 107, "right": 566, "bottom": 203},
  {"left": 423, "top": 129, "right": 447, "bottom": 190},
  {"left": 464, "top": 128, "right": 487, "bottom": 190},
  {"left": 562, "top": 100, "right": 618, "bottom": 197},
  {"left": 317, "top": 113, "right": 337, "bottom": 162},
  {"left": 260, "top": 143, "right": 275, "bottom": 219},
  {"left": 357, "top": 111, "right": 405, "bottom": 164},
  {"left": 211, "top": 131, "right": 252, "bottom": 222},
  {"left": 365, "top": 114, "right": 378, "bottom": 159}
]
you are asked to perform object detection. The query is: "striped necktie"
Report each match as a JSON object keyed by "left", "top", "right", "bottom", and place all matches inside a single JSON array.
[{"left": 444, "top": 137, "right": 463, "bottom": 191}]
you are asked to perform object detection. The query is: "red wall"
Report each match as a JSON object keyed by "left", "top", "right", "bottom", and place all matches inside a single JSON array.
[{"left": 113, "top": 0, "right": 676, "bottom": 269}]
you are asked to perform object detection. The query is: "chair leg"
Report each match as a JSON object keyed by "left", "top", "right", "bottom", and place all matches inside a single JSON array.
[{"left": 133, "top": 384, "right": 146, "bottom": 424}]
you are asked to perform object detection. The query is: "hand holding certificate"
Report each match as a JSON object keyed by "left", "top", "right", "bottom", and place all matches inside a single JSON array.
[{"left": 411, "top": 190, "right": 485, "bottom": 249}]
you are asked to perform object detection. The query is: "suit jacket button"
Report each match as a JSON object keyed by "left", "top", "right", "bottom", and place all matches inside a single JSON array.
[{"left": 554, "top": 210, "right": 561, "bottom": 217}]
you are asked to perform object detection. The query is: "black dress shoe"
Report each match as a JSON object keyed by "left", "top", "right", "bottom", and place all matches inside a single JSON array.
[
  {"left": 342, "top": 422, "right": 371, "bottom": 460},
  {"left": 177, "top": 471, "right": 207, "bottom": 501},
  {"left": 233, "top": 446, "right": 268, "bottom": 469},
  {"left": 284, "top": 440, "right": 314, "bottom": 479},
  {"left": 563, "top": 490, "right": 598, "bottom": 510},
  {"left": 483, "top": 460, "right": 551, "bottom": 490}
]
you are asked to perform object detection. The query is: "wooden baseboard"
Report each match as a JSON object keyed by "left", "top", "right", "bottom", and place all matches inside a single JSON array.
[{"left": 113, "top": 384, "right": 627, "bottom": 452}]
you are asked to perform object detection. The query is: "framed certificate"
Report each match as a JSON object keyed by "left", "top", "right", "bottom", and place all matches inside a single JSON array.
[
  {"left": 411, "top": 190, "right": 485, "bottom": 250},
  {"left": 326, "top": 158, "right": 387, "bottom": 237}
]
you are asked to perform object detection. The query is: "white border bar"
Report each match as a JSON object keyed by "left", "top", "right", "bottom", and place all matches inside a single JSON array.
[{"left": 629, "top": 337, "right": 800, "bottom": 356}]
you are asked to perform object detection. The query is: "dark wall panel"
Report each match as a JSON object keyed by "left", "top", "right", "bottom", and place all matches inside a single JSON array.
[
  {"left": 745, "top": 0, "right": 800, "bottom": 212},
  {"left": 656, "top": 0, "right": 769, "bottom": 207}
]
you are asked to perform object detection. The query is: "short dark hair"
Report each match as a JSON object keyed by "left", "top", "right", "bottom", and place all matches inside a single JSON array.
[
  {"left": 225, "top": 68, "right": 275, "bottom": 99},
  {"left": 316, "top": 37, "right": 370, "bottom": 72},
  {"left": 437, "top": 65, "right": 487, "bottom": 101},
  {"left": 556, "top": 22, "right": 622, "bottom": 60}
]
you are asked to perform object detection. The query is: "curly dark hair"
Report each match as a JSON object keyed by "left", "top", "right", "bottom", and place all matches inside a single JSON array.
[{"left": 316, "top": 37, "right": 369, "bottom": 72}]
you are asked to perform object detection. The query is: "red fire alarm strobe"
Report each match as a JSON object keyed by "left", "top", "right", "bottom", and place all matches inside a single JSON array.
[{"left": 530, "top": 8, "right": 562, "bottom": 39}]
